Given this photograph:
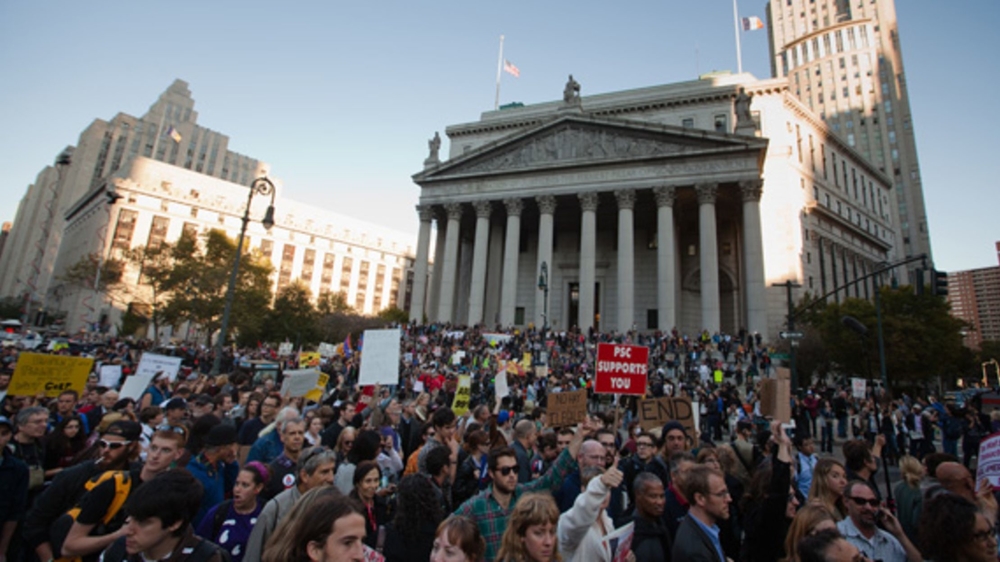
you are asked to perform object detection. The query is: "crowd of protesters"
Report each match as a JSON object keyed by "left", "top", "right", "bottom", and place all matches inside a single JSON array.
[{"left": 0, "top": 322, "right": 998, "bottom": 562}]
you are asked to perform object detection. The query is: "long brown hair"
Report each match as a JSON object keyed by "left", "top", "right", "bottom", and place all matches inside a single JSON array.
[
  {"left": 495, "top": 494, "right": 561, "bottom": 562},
  {"left": 783, "top": 502, "right": 837, "bottom": 562},
  {"left": 807, "top": 458, "right": 847, "bottom": 520},
  {"left": 262, "top": 486, "right": 361, "bottom": 562}
]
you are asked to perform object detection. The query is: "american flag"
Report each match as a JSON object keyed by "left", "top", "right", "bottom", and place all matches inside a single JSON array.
[{"left": 503, "top": 59, "right": 520, "bottom": 78}]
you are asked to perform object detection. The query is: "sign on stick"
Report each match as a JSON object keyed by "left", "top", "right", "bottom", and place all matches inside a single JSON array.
[
  {"left": 976, "top": 433, "right": 1000, "bottom": 490},
  {"left": 547, "top": 389, "right": 588, "bottom": 428},
  {"left": 280, "top": 369, "right": 321, "bottom": 398},
  {"left": 10, "top": 353, "right": 93, "bottom": 397},
  {"left": 637, "top": 396, "right": 695, "bottom": 434},
  {"left": 595, "top": 343, "right": 649, "bottom": 395}
]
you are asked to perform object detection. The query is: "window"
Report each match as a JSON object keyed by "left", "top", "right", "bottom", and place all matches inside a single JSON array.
[
  {"left": 514, "top": 307, "right": 525, "bottom": 326},
  {"left": 147, "top": 216, "right": 170, "bottom": 249},
  {"left": 112, "top": 209, "right": 139, "bottom": 250},
  {"left": 714, "top": 115, "right": 727, "bottom": 133},
  {"left": 682, "top": 118, "right": 694, "bottom": 128}
]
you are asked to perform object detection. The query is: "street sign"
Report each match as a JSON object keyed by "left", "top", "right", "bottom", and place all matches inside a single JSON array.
[
  {"left": 779, "top": 331, "right": 804, "bottom": 340},
  {"left": 595, "top": 343, "right": 649, "bottom": 395}
]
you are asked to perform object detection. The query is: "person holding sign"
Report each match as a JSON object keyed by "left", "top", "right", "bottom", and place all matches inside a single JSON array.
[{"left": 557, "top": 464, "right": 627, "bottom": 562}]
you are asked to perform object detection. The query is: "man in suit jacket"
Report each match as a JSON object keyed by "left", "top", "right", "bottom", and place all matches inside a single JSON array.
[{"left": 671, "top": 464, "right": 731, "bottom": 562}]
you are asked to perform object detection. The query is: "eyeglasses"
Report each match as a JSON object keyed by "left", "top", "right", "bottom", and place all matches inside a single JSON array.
[
  {"left": 495, "top": 465, "right": 519, "bottom": 476},
  {"left": 973, "top": 528, "right": 998, "bottom": 543},
  {"left": 846, "top": 496, "right": 880, "bottom": 507},
  {"left": 99, "top": 439, "right": 132, "bottom": 450}
]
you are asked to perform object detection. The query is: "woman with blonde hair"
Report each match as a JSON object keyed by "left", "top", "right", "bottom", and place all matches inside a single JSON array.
[
  {"left": 496, "top": 493, "right": 561, "bottom": 562},
  {"left": 782, "top": 502, "right": 838, "bottom": 562},
  {"left": 806, "top": 458, "right": 848, "bottom": 520},
  {"left": 334, "top": 426, "right": 356, "bottom": 466},
  {"left": 892, "top": 455, "right": 924, "bottom": 541}
]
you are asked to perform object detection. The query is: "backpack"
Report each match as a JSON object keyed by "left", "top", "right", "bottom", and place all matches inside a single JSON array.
[{"left": 53, "top": 470, "right": 133, "bottom": 562}]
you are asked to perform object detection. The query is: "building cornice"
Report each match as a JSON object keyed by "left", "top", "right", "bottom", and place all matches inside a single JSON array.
[{"left": 806, "top": 201, "right": 893, "bottom": 252}]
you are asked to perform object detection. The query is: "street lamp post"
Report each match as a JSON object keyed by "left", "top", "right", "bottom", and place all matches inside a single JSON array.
[
  {"left": 538, "top": 261, "right": 549, "bottom": 365},
  {"left": 211, "top": 177, "right": 276, "bottom": 376}
]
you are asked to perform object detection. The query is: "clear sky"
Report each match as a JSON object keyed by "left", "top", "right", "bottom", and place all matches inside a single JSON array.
[{"left": 1, "top": 1, "right": 996, "bottom": 272}]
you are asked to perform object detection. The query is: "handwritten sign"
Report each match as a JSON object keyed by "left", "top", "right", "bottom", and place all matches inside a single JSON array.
[
  {"left": 358, "top": 328, "right": 401, "bottom": 386},
  {"left": 318, "top": 342, "right": 336, "bottom": 358},
  {"left": 547, "top": 389, "right": 588, "bottom": 428},
  {"left": 452, "top": 375, "right": 471, "bottom": 416},
  {"left": 299, "top": 352, "right": 321, "bottom": 369},
  {"left": 281, "top": 369, "right": 321, "bottom": 398},
  {"left": 637, "top": 396, "right": 694, "bottom": 434},
  {"left": 119, "top": 372, "right": 155, "bottom": 401},
  {"left": 278, "top": 343, "right": 294, "bottom": 356},
  {"left": 135, "top": 353, "right": 183, "bottom": 382},
  {"left": 977, "top": 433, "right": 1000, "bottom": 489},
  {"left": 99, "top": 364, "right": 122, "bottom": 389},
  {"left": 10, "top": 353, "right": 94, "bottom": 397}
]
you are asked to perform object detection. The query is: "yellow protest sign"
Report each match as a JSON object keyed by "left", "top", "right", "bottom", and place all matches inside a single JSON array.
[
  {"left": 10, "top": 353, "right": 94, "bottom": 397},
  {"left": 451, "top": 375, "right": 471, "bottom": 416},
  {"left": 299, "top": 352, "right": 321, "bottom": 369},
  {"left": 305, "top": 373, "right": 330, "bottom": 402}
]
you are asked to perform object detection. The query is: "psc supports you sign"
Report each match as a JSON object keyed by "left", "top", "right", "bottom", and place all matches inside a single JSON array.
[{"left": 594, "top": 343, "right": 648, "bottom": 395}]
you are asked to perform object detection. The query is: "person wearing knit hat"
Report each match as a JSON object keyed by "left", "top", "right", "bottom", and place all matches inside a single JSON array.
[
  {"left": 187, "top": 420, "right": 240, "bottom": 526},
  {"left": 661, "top": 421, "right": 688, "bottom": 457}
]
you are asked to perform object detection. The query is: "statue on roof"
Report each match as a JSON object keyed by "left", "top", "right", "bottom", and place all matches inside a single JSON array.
[
  {"left": 734, "top": 87, "right": 756, "bottom": 133},
  {"left": 563, "top": 75, "right": 581, "bottom": 105}
]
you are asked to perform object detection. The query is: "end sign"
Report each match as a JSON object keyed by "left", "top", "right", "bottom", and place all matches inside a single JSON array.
[{"left": 595, "top": 343, "right": 649, "bottom": 395}]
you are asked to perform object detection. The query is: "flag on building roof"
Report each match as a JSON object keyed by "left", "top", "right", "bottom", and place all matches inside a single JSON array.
[
  {"left": 742, "top": 16, "right": 764, "bottom": 31},
  {"left": 503, "top": 59, "right": 520, "bottom": 78},
  {"left": 165, "top": 126, "right": 182, "bottom": 143}
]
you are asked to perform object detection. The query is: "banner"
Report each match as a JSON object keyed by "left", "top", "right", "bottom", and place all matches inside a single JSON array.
[
  {"left": 358, "top": 328, "right": 401, "bottom": 386},
  {"left": 761, "top": 368, "right": 792, "bottom": 422},
  {"left": 99, "top": 364, "right": 122, "bottom": 389},
  {"left": 495, "top": 371, "right": 510, "bottom": 400},
  {"left": 452, "top": 375, "right": 472, "bottom": 416},
  {"left": 10, "top": 353, "right": 93, "bottom": 397},
  {"left": 547, "top": 389, "right": 588, "bottom": 428},
  {"left": 595, "top": 343, "right": 649, "bottom": 395},
  {"left": 852, "top": 377, "right": 867, "bottom": 399},
  {"left": 976, "top": 433, "right": 1000, "bottom": 489},
  {"left": 135, "top": 353, "right": 183, "bottom": 382},
  {"left": 637, "top": 396, "right": 694, "bottom": 433},
  {"left": 299, "top": 352, "right": 322, "bottom": 369}
]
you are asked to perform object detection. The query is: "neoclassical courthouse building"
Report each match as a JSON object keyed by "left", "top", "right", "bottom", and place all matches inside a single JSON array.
[{"left": 408, "top": 73, "right": 899, "bottom": 339}]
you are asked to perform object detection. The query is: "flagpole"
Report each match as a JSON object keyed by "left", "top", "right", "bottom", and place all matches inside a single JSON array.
[
  {"left": 733, "top": 0, "right": 743, "bottom": 74},
  {"left": 494, "top": 34, "right": 504, "bottom": 110},
  {"left": 150, "top": 105, "right": 167, "bottom": 160}
]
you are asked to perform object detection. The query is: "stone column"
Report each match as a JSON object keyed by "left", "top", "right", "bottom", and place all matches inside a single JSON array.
[
  {"left": 485, "top": 221, "right": 504, "bottom": 325},
  {"left": 697, "top": 183, "right": 720, "bottom": 333},
  {"left": 578, "top": 192, "right": 600, "bottom": 331},
  {"left": 467, "top": 200, "right": 492, "bottom": 326},
  {"left": 409, "top": 204, "right": 434, "bottom": 323},
  {"left": 499, "top": 198, "right": 523, "bottom": 326},
  {"left": 427, "top": 213, "right": 447, "bottom": 322},
  {"left": 615, "top": 189, "right": 635, "bottom": 332},
  {"left": 535, "top": 195, "right": 557, "bottom": 328},
  {"left": 740, "top": 179, "right": 768, "bottom": 336},
  {"left": 437, "top": 203, "right": 463, "bottom": 323},
  {"left": 653, "top": 186, "right": 677, "bottom": 331}
]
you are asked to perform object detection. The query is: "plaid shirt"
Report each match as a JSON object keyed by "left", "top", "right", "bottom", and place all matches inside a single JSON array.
[{"left": 454, "top": 447, "right": 578, "bottom": 561}]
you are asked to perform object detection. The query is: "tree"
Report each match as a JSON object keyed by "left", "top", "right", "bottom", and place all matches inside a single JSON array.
[
  {"left": 264, "top": 280, "right": 319, "bottom": 346},
  {"left": 160, "top": 229, "right": 273, "bottom": 347},
  {"left": 378, "top": 306, "right": 409, "bottom": 325},
  {"left": 58, "top": 253, "right": 126, "bottom": 294},
  {"left": 124, "top": 242, "right": 178, "bottom": 341}
]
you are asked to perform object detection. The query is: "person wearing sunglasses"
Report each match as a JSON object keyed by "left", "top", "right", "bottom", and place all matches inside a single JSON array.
[{"left": 835, "top": 480, "right": 921, "bottom": 562}]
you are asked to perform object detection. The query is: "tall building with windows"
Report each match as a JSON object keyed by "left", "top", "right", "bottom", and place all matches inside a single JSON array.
[
  {"left": 947, "top": 242, "right": 1000, "bottom": 349},
  {"left": 0, "top": 81, "right": 415, "bottom": 336},
  {"left": 766, "top": 0, "right": 930, "bottom": 277}
]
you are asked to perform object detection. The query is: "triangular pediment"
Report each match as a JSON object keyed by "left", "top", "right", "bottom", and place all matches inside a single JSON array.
[{"left": 415, "top": 114, "right": 766, "bottom": 182}]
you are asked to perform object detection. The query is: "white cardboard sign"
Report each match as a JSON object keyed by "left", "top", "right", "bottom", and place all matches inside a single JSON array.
[
  {"left": 135, "top": 353, "right": 183, "bottom": 382},
  {"left": 358, "top": 328, "right": 401, "bottom": 386},
  {"left": 99, "top": 364, "right": 122, "bottom": 389},
  {"left": 119, "top": 372, "right": 155, "bottom": 401},
  {"left": 280, "top": 369, "right": 322, "bottom": 398}
]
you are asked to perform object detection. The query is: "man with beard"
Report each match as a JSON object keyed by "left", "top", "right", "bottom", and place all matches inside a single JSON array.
[
  {"left": 186, "top": 422, "right": 240, "bottom": 526},
  {"left": 139, "top": 372, "right": 171, "bottom": 410},
  {"left": 56, "top": 428, "right": 186, "bottom": 561},
  {"left": 672, "top": 465, "right": 731, "bottom": 562},
  {"left": 24, "top": 420, "right": 141, "bottom": 561},
  {"left": 836, "top": 480, "right": 920, "bottom": 562}
]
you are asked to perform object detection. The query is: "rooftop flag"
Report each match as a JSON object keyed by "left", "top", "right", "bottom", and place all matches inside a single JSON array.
[
  {"left": 742, "top": 16, "right": 764, "bottom": 31},
  {"left": 165, "top": 126, "right": 182, "bottom": 143},
  {"left": 503, "top": 59, "right": 520, "bottom": 78}
]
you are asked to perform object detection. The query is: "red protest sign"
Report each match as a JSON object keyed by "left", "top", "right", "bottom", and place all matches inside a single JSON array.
[{"left": 595, "top": 343, "right": 648, "bottom": 395}]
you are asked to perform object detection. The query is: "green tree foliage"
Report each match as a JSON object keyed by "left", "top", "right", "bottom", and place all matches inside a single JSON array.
[
  {"left": 263, "top": 280, "right": 318, "bottom": 346},
  {"left": 58, "top": 253, "right": 126, "bottom": 293},
  {"left": 0, "top": 297, "right": 23, "bottom": 320},
  {"left": 124, "top": 242, "right": 178, "bottom": 340},
  {"left": 378, "top": 306, "right": 409, "bottom": 324},
  {"left": 798, "top": 286, "right": 967, "bottom": 389},
  {"left": 160, "top": 229, "right": 273, "bottom": 347}
]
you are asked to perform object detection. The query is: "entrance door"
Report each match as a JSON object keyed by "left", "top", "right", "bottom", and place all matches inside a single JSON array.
[{"left": 567, "top": 282, "right": 600, "bottom": 330}]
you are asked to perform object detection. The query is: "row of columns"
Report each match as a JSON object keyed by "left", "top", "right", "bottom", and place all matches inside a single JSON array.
[
  {"left": 410, "top": 179, "right": 767, "bottom": 335},
  {"left": 817, "top": 236, "right": 880, "bottom": 302}
]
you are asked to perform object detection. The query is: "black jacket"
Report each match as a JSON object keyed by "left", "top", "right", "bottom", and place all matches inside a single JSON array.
[
  {"left": 741, "top": 458, "right": 792, "bottom": 562},
  {"left": 671, "top": 514, "right": 725, "bottom": 562},
  {"left": 632, "top": 514, "right": 672, "bottom": 562},
  {"left": 23, "top": 460, "right": 103, "bottom": 549},
  {"left": 381, "top": 520, "right": 437, "bottom": 562}
]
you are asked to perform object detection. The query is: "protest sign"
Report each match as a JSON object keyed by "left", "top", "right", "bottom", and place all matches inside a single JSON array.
[
  {"left": 637, "top": 396, "right": 695, "bottom": 433},
  {"left": 413, "top": 379, "right": 425, "bottom": 393},
  {"left": 606, "top": 522, "right": 634, "bottom": 562},
  {"left": 10, "top": 353, "right": 93, "bottom": 397},
  {"left": 547, "top": 389, "right": 588, "bottom": 428},
  {"left": 304, "top": 373, "right": 330, "bottom": 402},
  {"left": 299, "top": 352, "right": 321, "bottom": 369},
  {"left": 452, "top": 375, "right": 472, "bottom": 416},
  {"left": 595, "top": 343, "right": 648, "bottom": 395},
  {"left": 318, "top": 342, "right": 336, "bottom": 358},
  {"left": 535, "top": 365, "right": 548, "bottom": 379},
  {"left": 135, "top": 353, "right": 183, "bottom": 382},
  {"left": 495, "top": 371, "right": 509, "bottom": 400},
  {"left": 119, "top": 372, "right": 155, "bottom": 401},
  {"left": 280, "top": 369, "right": 321, "bottom": 398},
  {"left": 358, "top": 328, "right": 401, "bottom": 385},
  {"left": 99, "top": 365, "right": 122, "bottom": 389},
  {"left": 976, "top": 433, "right": 1000, "bottom": 489},
  {"left": 483, "top": 333, "right": 513, "bottom": 346},
  {"left": 760, "top": 369, "right": 792, "bottom": 422},
  {"left": 278, "top": 342, "right": 294, "bottom": 356},
  {"left": 852, "top": 377, "right": 867, "bottom": 399}
]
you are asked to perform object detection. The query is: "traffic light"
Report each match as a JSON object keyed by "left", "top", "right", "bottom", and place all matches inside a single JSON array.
[{"left": 932, "top": 269, "right": 948, "bottom": 297}]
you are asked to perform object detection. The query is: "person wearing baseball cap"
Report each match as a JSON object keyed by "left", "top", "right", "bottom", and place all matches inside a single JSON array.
[{"left": 187, "top": 419, "right": 240, "bottom": 526}]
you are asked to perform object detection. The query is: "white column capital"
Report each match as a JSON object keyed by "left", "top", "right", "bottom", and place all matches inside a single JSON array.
[
  {"left": 472, "top": 200, "right": 493, "bottom": 218},
  {"left": 614, "top": 189, "right": 636, "bottom": 210},
  {"left": 579, "top": 192, "right": 600, "bottom": 212},
  {"left": 536, "top": 195, "right": 558, "bottom": 215},
  {"left": 696, "top": 183, "right": 718, "bottom": 204},
  {"left": 444, "top": 203, "right": 464, "bottom": 222},
  {"left": 652, "top": 185, "right": 677, "bottom": 207},
  {"left": 740, "top": 179, "right": 764, "bottom": 202},
  {"left": 503, "top": 198, "right": 523, "bottom": 217},
  {"left": 416, "top": 204, "right": 435, "bottom": 222}
]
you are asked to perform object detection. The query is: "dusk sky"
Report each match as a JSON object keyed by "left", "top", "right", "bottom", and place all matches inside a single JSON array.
[{"left": 1, "top": 0, "right": 996, "bottom": 272}]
